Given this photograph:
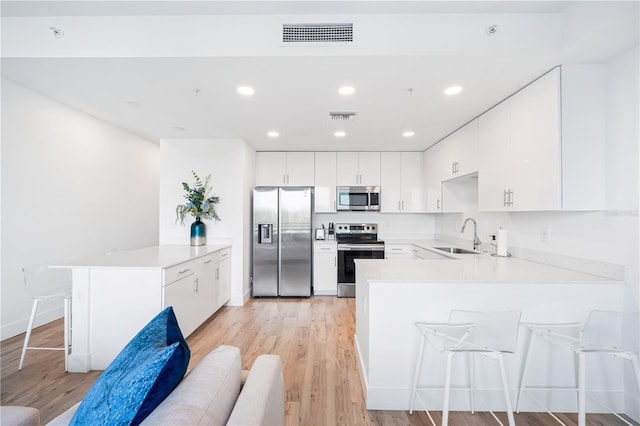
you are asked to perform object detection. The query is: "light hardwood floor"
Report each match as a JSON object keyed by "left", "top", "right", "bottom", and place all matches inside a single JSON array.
[{"left": 1, "top": 297, "right": 636, "bottom": 425}]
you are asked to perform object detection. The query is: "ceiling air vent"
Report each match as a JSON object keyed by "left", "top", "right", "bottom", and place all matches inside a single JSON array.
[
  {"left": 283, "top": 23, "right": 353, "bottom": 43},
  {"left": 329, "top": 112, "right": 357, "bottom": 121}
]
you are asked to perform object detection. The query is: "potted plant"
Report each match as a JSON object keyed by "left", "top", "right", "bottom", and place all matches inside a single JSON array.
[{"left": 176, "top": 171, "right": 221, "bottom": 246}]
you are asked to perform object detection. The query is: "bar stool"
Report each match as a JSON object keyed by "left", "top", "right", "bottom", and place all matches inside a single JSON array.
[
  {"left": 19, "top": 264, "right": 72, "bottom": 371},
  {"left": 409, "top": 310, "right": 522, "bottom": 426},
  {"left": 516, "top": 311, "right": 640, "bottom": 426}
]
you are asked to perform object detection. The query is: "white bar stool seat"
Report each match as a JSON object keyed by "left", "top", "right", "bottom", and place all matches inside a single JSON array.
[
  {"left": 19, "top": 264, "right": 72, "bottom": 371},
  {"left": 516, "top": 311, "right": 640, "bottom": 426},
  {"left": 409, "top": 310, "right": 522, "bottom": 426}
]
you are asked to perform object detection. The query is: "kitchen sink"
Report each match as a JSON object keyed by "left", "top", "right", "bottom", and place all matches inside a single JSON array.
[{"left": 433, "top": 246, "right": 478, "bottom": 254}]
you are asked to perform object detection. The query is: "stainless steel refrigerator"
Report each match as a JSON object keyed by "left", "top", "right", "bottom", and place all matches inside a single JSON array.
[{"left": 252, "top": 187, "right": 312, "bottom": 297}]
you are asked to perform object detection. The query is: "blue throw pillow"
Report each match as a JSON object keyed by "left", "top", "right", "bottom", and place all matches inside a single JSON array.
[{"left": 70, "top": 306, "right": 190, "bottom": 426}]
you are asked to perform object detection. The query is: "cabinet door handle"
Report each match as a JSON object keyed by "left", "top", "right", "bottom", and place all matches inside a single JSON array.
[
  {"left": 334, "top": 256, "right": 336, "bottom": 267},
  {"left": 391, "top": 248, "right": 402, "bottom": 251},
  {"left": 401, "top": 200, "right": 404, "bottom": 211},
  {"left": 503, "top": 190, "right": 508, "bottom": 207},
  {"left": 509, "top": 190, "right": 514, "bottom": 206},
  {"left": 333, "top": 200, "right": 336, "bottom": 210},
  {"left": 437, "top": 199, "right": 440, "bottom": 210},
  {"left": 221, "top": 252, "right": 229, "bottom": 258},
  {"left": 203, "top": 259, "right": 213, "bottom": 264},
  {"left": 398, "top": 201, "right": 401, "bottom": 211},
  {"left": 178, "top": 268, "right": 190, "bottom": 275},
  {"left": 216, "top": 267, "right": 220, "bottom": 280},
  {"left": 193, "top": 277, "right": 199, "bottom": 294}
]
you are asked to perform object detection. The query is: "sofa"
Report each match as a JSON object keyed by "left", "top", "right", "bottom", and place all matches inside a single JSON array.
[{"left": 2, "top": 345, "right": 285, "bottom": 426}]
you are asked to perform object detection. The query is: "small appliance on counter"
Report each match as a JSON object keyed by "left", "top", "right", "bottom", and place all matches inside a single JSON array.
[
  {"left": 327, "top": 222, "right": 335, "bottom": 240},
  {"left": 315, "top": 226, "right": 326, "bottom": 240}
]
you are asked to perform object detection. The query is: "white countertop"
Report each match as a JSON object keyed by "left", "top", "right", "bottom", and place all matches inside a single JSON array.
[
  {"left": 55, "top": 244, "right": 231, "bottom": 270},
  {"left": 356, "top": 239, "right": 619, "bottom": 284}
]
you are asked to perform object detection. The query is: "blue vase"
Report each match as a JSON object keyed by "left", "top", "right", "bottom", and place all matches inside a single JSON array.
[{"left": 190, "top": 217, "right": 206, "bottom": 246}]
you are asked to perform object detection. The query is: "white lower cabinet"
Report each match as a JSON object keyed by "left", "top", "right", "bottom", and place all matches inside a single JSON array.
[
  {"left": 385, "top": 244, "right": 412, "bottom": 259},
  {"left": 215, "top": 248, "right": 231, "bottom": 309},
  {"left": 164, "top": 271, "right": 200, "bottom": 337},
  {"left": 313, "top": 242, "right": 337, "bottom": 295},
  {"left": 163, "top": 249, "right": 231, "bottom": 337}
]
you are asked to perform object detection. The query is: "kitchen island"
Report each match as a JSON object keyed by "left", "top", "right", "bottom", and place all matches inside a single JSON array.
[
  {"left": 56, "top": 244, "right": 231, "bottom": 372},
  {"left": 354, "top": 248, "right": 624, "bottom": 414}
]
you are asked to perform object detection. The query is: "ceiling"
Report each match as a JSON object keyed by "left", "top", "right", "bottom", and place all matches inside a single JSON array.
[{"left": 1, "top": 1, "right": 638, "bottom": 152}]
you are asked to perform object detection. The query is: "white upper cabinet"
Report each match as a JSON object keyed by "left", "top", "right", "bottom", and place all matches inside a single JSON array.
[
  {"left": 441, "top": 119, "right": 479, "bottom": 179},
  {"left": 423, "top": 142, "right": 445, "bottom": 213},
  {"left": 337, "top": 152, "right": 381, "bottom": 186},
  {"left": 478, "top": 66, "right": 604, "bottom": 212},
  {"left": 509, "top": 69, "right": 561, "bottom": 211},
  {"left": 478, "top": 69, "right": 561, "bottom": 211},
  {"left": 256, "top": 152, "right": 315, "bottom": 186},
  {"left": 478, "top": 100, "right": 512, "bottom": 211},
  {"left": 314, "top": 152, "right": 337, "bottom": 213},
  {"left": 381, "top": 152, "right": 424, "bottom": 213}
]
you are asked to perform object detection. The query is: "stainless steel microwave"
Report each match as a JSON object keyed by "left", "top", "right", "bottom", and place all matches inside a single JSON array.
[{"left": 336, "top": 186, "right": 381, "bottom": 211}]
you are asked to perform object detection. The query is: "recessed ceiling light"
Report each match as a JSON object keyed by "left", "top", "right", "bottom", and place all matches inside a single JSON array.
[
  {"left": 403, "top": 131, "right": 415, "bottom": 137},
  {"left": 237, "top": 86, "right": 255, "bottom": 96},
  {"left": 334, "top": 131, "right": 346, "bottom": 138},
  {"left": 444, "top": 86, "right": 463, "bottom": 96},
  {"left": 338, "top": 86, "right": 355, "bottom": 95},
  {"left": 267, "top": 131, "right": 279, "bottom": 138}
]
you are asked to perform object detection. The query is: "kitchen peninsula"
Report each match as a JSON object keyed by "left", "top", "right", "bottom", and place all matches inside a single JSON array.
[
  {"left": 56, "top": 244, "right": 231, "bottom": 372},
  {"left": 354, "top": 247, "right": 624, "bottom": 414}
]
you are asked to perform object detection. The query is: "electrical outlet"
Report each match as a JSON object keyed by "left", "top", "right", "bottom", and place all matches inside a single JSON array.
[{"left": 540, "top": 228, "right": 550, "bottom": 243}]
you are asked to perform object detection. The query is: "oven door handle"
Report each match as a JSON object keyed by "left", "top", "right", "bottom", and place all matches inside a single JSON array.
[{"left": 338, "top": 244, "right": 385, "bottom": 251}]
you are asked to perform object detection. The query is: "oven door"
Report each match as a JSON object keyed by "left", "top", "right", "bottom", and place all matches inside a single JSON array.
[{"left": 337, "top": 244, "right": 384, "bottom": 297}]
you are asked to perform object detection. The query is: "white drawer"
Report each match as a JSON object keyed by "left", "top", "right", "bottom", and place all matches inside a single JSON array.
[
  {"left": 314, "top": 243, "right": 337, "bottom": 254},
  {"left": 163, "top": 261, "right": 196, "bottom": 285},
  {"left": 217, "top": 248, "right": 231, "bottom": 261}
]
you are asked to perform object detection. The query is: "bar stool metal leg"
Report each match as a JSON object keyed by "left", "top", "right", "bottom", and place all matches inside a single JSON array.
[
  {"left": 578, "top": 352, "right": 586, "bottom": 426},
  {"left": 409, "top": 333, "right": 427, "bottom": 414},
  {"left": 63, "top": 296, "right": 71, "bottom": 372},
  {"left": 19, "top": 299, "right": 40, "bottom": 371},
  {"left": 442, "top": 351, "right": 455, "bottom": 426},
  {"left": 497, "top": 353, "right": 516, "bottom": 426},
  {"left": 469, "top": 352, "right": 475, "bottom": 415},
  {"left": 516, "top": 330, "right": 537, "bottom": 413}
]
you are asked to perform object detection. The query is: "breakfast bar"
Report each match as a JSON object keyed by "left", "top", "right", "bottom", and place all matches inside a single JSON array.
[
  {"left": 55, "top": 244, "right": 231, "bottom": 372},
  {"left": 354, "top": 250, "right": 625, "bottom": 414}
]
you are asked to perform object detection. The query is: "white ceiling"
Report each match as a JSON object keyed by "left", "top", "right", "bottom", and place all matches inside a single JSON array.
[{"left": 1, "top": 1, "right": 638, "bottom": 152}]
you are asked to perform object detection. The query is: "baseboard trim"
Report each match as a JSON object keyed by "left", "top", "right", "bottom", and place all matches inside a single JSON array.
[{"left": 1, "top": 306, "right": 64, "bottom": 341}]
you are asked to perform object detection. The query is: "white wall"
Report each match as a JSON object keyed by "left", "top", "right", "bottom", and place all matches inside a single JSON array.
[
  {"left": 314, "top": 212, "right": 435, "bottom": 240},
  {"left": 159, "top": 139, "right": 255, "bottom": 305},
  {"left": 434, "top": 46, "right": 639, "bottom": 420},
  {"left": 1, "top": 79, "right": 160, "bottom": 339}
]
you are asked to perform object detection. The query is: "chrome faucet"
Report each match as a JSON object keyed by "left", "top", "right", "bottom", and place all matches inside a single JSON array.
[{"left": 461, "top": 217, "right": 481, "bottom": 251}]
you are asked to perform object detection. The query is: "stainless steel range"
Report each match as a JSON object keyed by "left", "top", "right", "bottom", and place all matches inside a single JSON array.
[{"left": 336, "top": 223, "right": 385, "bottom": 298}]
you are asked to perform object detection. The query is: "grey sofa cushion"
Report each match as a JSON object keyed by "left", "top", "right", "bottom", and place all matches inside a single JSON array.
[
  {"left": 227, "top": 355, "right": 285, "bottom": 426},
  {"left": 0, "top": 406, "right": 40, "bottom": 426},
  {"left": 141, "top": 345, "right": 242, "bottom": 425}
]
